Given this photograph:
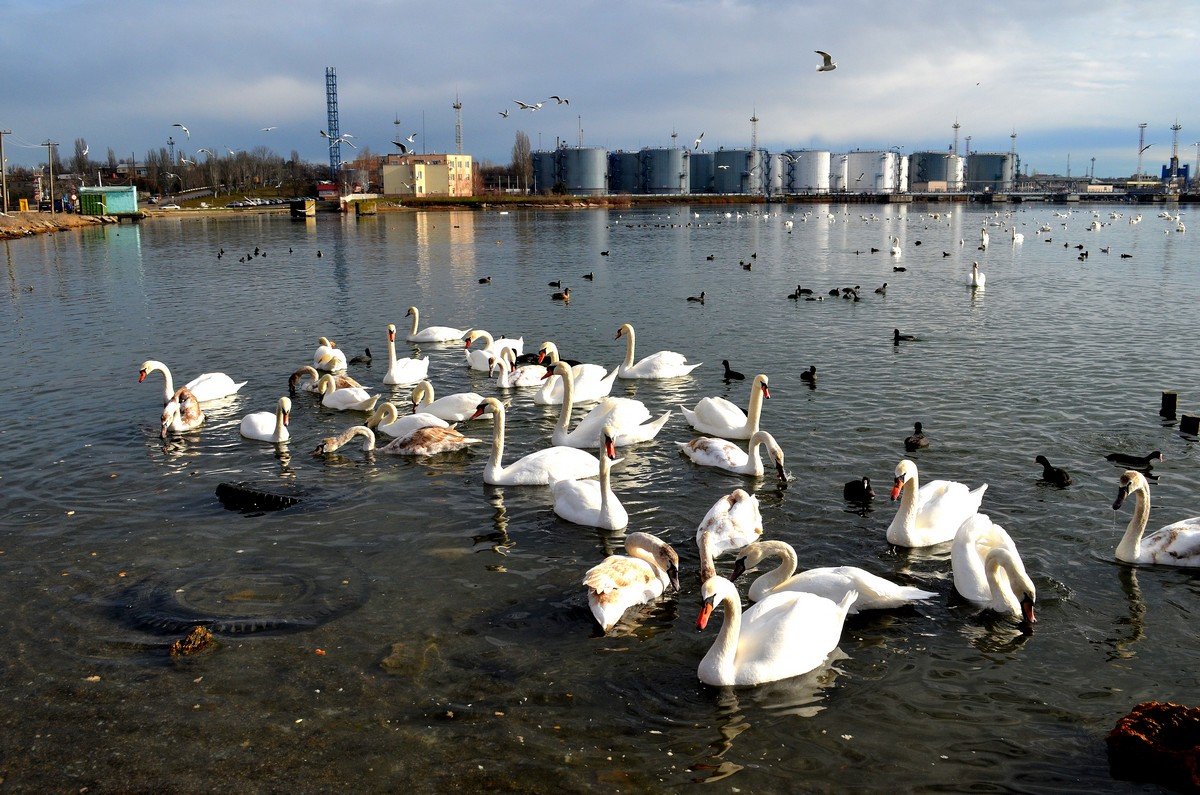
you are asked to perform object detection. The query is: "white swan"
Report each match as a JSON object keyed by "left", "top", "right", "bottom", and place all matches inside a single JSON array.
[
  {"left": 533, "top": 343, "right": 615, "bottom": 405},
  {"left": 733, "top": 540, "right": 936, "bottom": 612},
  {"left": 383, "top": 324, "right": 430, "bottom": 385},
  {"left": 463, "top": 330, "right": 523, "bottom": 372},
  {"left": 1010, "top": 227, "right": 1024, "bottom": 244},
  {"left": 583, "top": 532, "right": 680, "bottom": 633},
  {"left": 404, "top": 306, "right": 467, "bottom": 343},
  {"left": 969, "top": 261, "right": 986, "bottom": 289},
  {"left": 491, "top": 348, "right": 547, "bottom": 388},
  {"left": 409, "top": 380, "right": 485, "bottom": 422},
  {"left": 160, "top": 387, "right": 204, "bottom": 437},
  {"left": 313, "top": 423, "right": 481, "bottom": 456},
  {"left": 470, "top": 397, "right": 600, "bottom": 486},
  {"left": 951, "top": 513, "right": 1037, "bottom": 621},
  {"left": 550, "top": 362, "right": 671, "bottom": 448},
  {"left": 680, "top": 374, "right": 770, "bottom": 440},
  {"left": 366, "top": 401, "right": 448, "bottom": 437},
  {"left": 696, "top": 576, "right": 857, "bottom": 687},
  {"left": 696, "top": 489, "right": 763, "bottom": 581},
  {"left": 979, "top": 228, "right": 989, "bottom": 249},
  {"left": 239, "top": 396, "right": 291, "bottom": 442},
  {"left": 139, "top": 360, "right": 247, "bottom": 405},
  {"left": 317, "top": 374, "right": 379, "bottom": 412},
  {"left": 289, "top": 366, "right": 360, "bottom": 395},
  {"left": 887, "top": 459, "right": 987, "bottom": 547},
  {"left": 676, "top": 430, "right": 787, "bottom": 483},
  {"left": 551, "top": 427, "right": 628, "bottom": 531},
  {"left": 615, "top": 322, "right": 701, "bottom": 379},
  {"left": 890, "top": 236, "right": 901, "bottom": 257},
  {"left": 313, "top": 337, "right": 348, "bottom": 372},
  {"left": 1111, "top": 470, "right": 1200, "bottom": 567}
]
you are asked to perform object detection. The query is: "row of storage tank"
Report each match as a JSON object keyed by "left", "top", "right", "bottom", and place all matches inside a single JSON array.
[{"left": 530, "top": 148, "right": 1017, "bottom": 195}]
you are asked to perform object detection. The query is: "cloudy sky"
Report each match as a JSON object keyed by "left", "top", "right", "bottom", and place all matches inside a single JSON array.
[{"left": 2, "top": 0, "right": 1197, "bottom": 178}]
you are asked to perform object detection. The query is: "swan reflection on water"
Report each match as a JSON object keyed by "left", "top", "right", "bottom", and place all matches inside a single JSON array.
[
  {"left": 688, "top": 651, "right": 847, "bottom": 784},
  {"left": 472, "top": 487, "right": 515, "bottom": 556}
]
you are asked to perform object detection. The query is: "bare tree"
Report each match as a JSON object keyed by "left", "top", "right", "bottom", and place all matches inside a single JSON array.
[
  {"left": 71, "top": 138, "right": 91, "bottom": 178},
  {"left": 107, "top": 147, "right": 118, "bottom": 170},
  {"left": 511, "top": 131, "right": 532, "bottom": 194}
]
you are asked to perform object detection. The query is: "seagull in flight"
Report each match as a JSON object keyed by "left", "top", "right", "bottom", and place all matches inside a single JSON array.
[
  {"left": 81, "top": 143, "right": 89, "bottom": 156},
  {"left": 499, "top": 109, "right": 510, "bottom": 118},
  {"left": 693, "top": 132, "right": 704, "bottom": 150},
  {"left": 716, "top": 165, "right": 730, "bottom": 170},
  {"left": 391, "top": 141, "right": 410, "bottom": 154},
  {"left": 404, "top": 132, "right": 418, "bottom": 143},
  {"left": 1140, "top": 143, "right": 1153, "bottom": 154},
  {"left": 260, "top": 126, "right": 277, "bottom": 132},
  {"left": 549, "top": 95, "right": 569, "bottom": 105},
  {"left": 197, "top": 148, "right": 215, "bottom": 157},
  {"left": 514, "top": 100, "right": 543, "bottom": 111},
  {"left": 179, "top": 156, "right": 194, "bottom": 165},
  {"left": 172, "top": 123, "right": 191, "bottom": 139},
  {"left": 815, "top": 50, "right": 837, "bottom": 72},
  {"left": 225, "top": 146, "right": 242, "bottom": 156}
]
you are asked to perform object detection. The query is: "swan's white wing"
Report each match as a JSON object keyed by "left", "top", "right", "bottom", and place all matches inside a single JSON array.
[
  {"left": 678, "top": 437, "right": 747, "bottom": 469},
  {"left": 584, "top": 556, "right": 661, "bottom": 631},
  {"left": 186, "top": 372, "right": 246, "bottom": 402},
  {"left": 1143, "top": 518, "right": 1200, "bottom": 566},
  {"left": 916, "top": 480, "right": 986, "bottom": 534},
  {"left": 789, "top": 567, "right": 936, "bottom": 612},
  {"left": 377, "top": 412, "right": 448, "bottom": 437},
  {"left": 690, "top": 396, "right": 748, "bottom": 429},
  {"left": 409, "top": 325, "right": 467, "bottom": 342},
  {"left": 502, "top": 446, "right": 599, "bottom": 485},
  {"left": 736, "top": 592, "right": 844, "bottom": 684},
  {"left": 426, "top": 392, "right": 485, "bottom": 422}
]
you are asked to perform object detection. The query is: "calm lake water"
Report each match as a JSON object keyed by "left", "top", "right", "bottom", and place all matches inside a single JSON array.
[{"left": 1, "top": 202, "right": 1197, "bottom": 791}]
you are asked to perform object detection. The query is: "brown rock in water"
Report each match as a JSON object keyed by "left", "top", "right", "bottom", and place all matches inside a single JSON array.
[
  {"left": 169, "top": 626, "right": 215, "bottom": 658},
  {"left": 1106, "top": 701, "right": 1200, "bottom": 791}
]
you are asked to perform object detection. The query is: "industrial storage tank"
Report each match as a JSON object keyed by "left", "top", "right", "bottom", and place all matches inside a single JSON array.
[
  {"left": 559, "top": 147, "right": 608, "bottom": 195},
  {"left": 640, "top": 148, "right": 689, "bottom": 194},
  {"left": 689, "top": 152, "right": 715, "bottom": 193},
  {"left": 844, "top": 150, "right": 906, "bottom": 193},
  {"left": 965, "top": 153, "right": 1015, "bottom": 192},
  {"left": 909, "top": 152, "right": 964, "bottom": 191},
  {"left": 608, "top": 151, "right": 640, "bottom": 194},
  {"left": 532, "top": 151, "right": 557, "bottom": 194},
  {"left": 766, "top": 154, "right": 784, "bottom": 197},
  {"left": 712, "top": 149, "right": 762, "bottom": 194},
  {"left": 829, "top": 154, "right": 849, "bottom": 192},
  {"left": 786, "top": 150, "right": 831, "bottom": 193}
]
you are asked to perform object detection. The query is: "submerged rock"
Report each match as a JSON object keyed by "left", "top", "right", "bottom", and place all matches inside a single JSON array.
[{"left": 1106, "top": 701, "right": 1200, "bottom": 791}]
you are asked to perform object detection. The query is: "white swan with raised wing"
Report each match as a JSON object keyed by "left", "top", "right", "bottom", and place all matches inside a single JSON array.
[
  {"left": 139, "top": 360, "right": 247, "bottom": 405},
  {"left": 470, "top": 397, "right": 600, "bottom": 486},
  {"left": 584, "top": 533, "right": 680, "bottom": 633},
  {"left": 550, "top": 362, "right": 671, "bottom": 448},
  {"left": 680, "top": 374, "right": 769, "bottom": 440},
  {"left": 239, "top": 396, "right": 291, "bottom": 443},
  {"left": 615, "top": 322, "right": 701, "bottom": 379},
  {"left": 951, "top": 513, "right": 1037, "bottom": 621},
  {"left": 887, "top": 459, "right": 987, "bottom": 547},
  {"left": 404, "top": 306, "right": 467, "bottom": 343}
]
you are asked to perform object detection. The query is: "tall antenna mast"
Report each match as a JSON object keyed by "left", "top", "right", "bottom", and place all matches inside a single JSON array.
[
  {"left": 1169, "top": 119, "right": 1182, "bottom": 185},
  {"left": 577, "top": 115, "right": 583, "bottom": 148},
  {"left": 453, "top": 94, "right": 463, "bottom": 154},
  {"left": 325, "top": 66, "right": 341, "bottom": 181},
  {"left": 1136, "top": 122, "right": 1148, "bottom": 179},
  {"left": 750, "top": 110, "right": 759, "bottom": 195},
  {"left": 952, "top": 119, "right": 961, "bottom": 156}
]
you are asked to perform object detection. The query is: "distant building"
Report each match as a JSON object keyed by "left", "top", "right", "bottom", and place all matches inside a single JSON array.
[{"left": 382, "top": 153, "right": 473, "bottom": 198}]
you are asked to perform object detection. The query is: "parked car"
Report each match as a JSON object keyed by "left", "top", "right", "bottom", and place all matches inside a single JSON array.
[{"left": 161, "top": 204, "right": 181, "bottom": 210}]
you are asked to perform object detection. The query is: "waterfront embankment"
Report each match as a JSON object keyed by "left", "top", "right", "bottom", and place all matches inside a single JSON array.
[{"left": 0, "top": 211, "right": 118, "bottom": 240}]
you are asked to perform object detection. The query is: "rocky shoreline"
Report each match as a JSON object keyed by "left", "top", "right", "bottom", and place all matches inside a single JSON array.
[{"left": 0, "top": 211, "right": 120, "bottom": 240}]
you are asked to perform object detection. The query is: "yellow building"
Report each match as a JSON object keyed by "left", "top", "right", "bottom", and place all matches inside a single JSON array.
[{"left": 382, "top": 153, "right": 473, "bottom": 197}]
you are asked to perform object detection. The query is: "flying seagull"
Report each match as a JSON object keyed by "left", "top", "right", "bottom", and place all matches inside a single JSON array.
[
  {"left": 81, "top": 143, "right": 89, "bottom": 156},
  {"left": 197, "top": 148, "right": 215, "bottom": 157},
  {"left": 179, "top": 156, "right": 194, "bottom": 165},
  {"left": 815, "top": 50, "right": 836, "bottom": 72},
  {"left": 260, "top": 126, "right": 277, "bottom": 132},
  {"left": 1140, "top": 144, "right": 1153, "bottom": 154},
  {"left": 499, "top": 109, "right": 510, "bottom": 118},
  {"left": 693, "top": 132, "right": 704, "bottom": 150},
  {"left": 172, "top": 123, "right": 190, "bottom": 139},
  {"left": 391, "top": 141, "right": 410, "bottom": 154},
  {"left": 549, "top": 95, "right": 569, "bottom": 105},
  {"left": 514, "top": 100, "right": 543, "bottom": 111},
  {"left": 716, "top": 165, "right": 730, "bottom": 170},
  {"left": 405, "top": 132, "right": 418, "bottom": 143}
]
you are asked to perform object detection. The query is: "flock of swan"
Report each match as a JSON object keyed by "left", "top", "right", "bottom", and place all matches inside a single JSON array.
[{"left": 140, "top": 295, "right": 1200, "bottom": 689}]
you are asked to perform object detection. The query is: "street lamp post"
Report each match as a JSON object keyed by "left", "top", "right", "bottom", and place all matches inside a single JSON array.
[
  {"left": 43, "top": 140, "right": 58, "bottom": 213},
  {"left": 0, "top": 129, "right": 10, "bottom": 213}
]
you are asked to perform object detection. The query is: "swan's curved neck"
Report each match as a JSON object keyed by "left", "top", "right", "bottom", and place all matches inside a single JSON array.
[
  {"left": 621, "top": 327, "right": 636, "bottom": 370},
  {"left": 486, "top": 405, "right": 506, "bottom": 476},
  {"left": 554, "top": 368, "right": 576, "bottom": 435},
  {"left": 755, "top": 540, "right": 797, "bottom": 595},
  {"left": 984, "top": 548, "right": 1029, "bottom": 613},
  {"left": 746, "top": 433, "right": 766, "bottom": 475},
  {"left": 709, "top": 582, "right": 742, "bottom": 683},
  {"left": 745, "top": 381, "right": 766, "bottom": 433},
  {"left": 1117, "top": 484, "right": 1151, "bottom": 561},
  {"left": 387, "top": 330, "right": 398, "bottom": 369},
  {"left": 892, "top": 469, "right": 920, "bottom": 535},
  {"left": 475, "top": 330, "right": 495, "bottom": 350},
  {"left": 599, "top": 449, "right": 612, "bottom": 514},
  {"left": 698, "top": 532, "right": 716, "bottom": 583},
  {"left": 408, "top": 309, "right": 420, "bottom": 337},
  {"left": 150, "top": 361, "right": 174, "bottom": 405},
  {"left": 416, "top": 381, "right": 434, "bottom": 407},
  {"left": 331, "top": 425, "right": 374, "bottom": 452},
  {"left": 273, "top": 403, "right": 289, "bottom": 441}
]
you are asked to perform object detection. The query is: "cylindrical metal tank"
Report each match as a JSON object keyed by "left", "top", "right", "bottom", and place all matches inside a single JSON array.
[
  {"left": 713, "top": 149, "right": 761, "bottom": 194},
  {"left": 909, "top": 152, "right": 965, "bottom": 191},
  {"left": 689, "top": 152, "right": 715, "bottom": 193},
  {"left": 965, "top": 153, "right": 1015, "bottom": 192},
  {"left": 608, "top": 151, "right": 640, "bottom": 194},
  {"left": 897, "top": 155, "right": 909, "bottom": 193},
  {"left": 640, "top": 148, "right": 689, "bottom": 194},
  {"left": 786, "top": 150, "right": 831, "bottom": 193},
  {"left": 559, "top": 147, "right": 608, "bottom": 195},
  {"left": 766, "top": 154, "right": 784, "bottom": 196},
  {"left": 830, "top": 154, "right": 849, "bottom": 192},
  {"left": 532, "top": 151, "right": 556, "bottom": 194},
  {"left": 844, "top": 150, "right": 910, "bottom": 193}
]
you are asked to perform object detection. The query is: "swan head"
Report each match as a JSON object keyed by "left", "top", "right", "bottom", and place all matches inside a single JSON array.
[
  {"left": 317, "top": 374, "right": 336, "bottom": 395},
  {"left": 1020, "top": 593, "right": 1036, "bottom": 626},
  {"left": 753, "top": 373, "right": 771, "bottom": 400},
  {"left": 615, "top": 322, "right": 634, "bottom": 340},
  {"left": 696, "top": 576, "right": 731, "bottom": 631},
  {"left": 600, "top": 426, "right": 618, "bottom": 461},
  {"left": 160, "top": 400, "right": 179, "bottom": 438},
  {"left": 317, "top": 337, "right": 336, "bottom": 348},
  {"left": 730, "top": 541, "right": 770, "bottom": 581},
  {"left": 387, "top": 323, "right": 397, "bottom": 343},
  {"left": 891, "top": 459, "right": 917, "bottom": 500},
  {"left": 627, "top": 532, "right": 680, "bottom": 591},
  {"left": 470, "top": 397, "right": 504, "bottom": 421},
  {"left": 366, "top": 402, "right": 399, "bottom": 429},
  {"left": 1113, "top": 470, "right": 1148, "bottom": 510},
  {"left": 542, "top": 360, "right": 571, "bottom": 381},
  {"left": 750, "top": 431, "right": 787, "bottom": 485},
  {"left": 278, "top": 396, "right": 291, "bottom": 425},
  {"left": 462, "top": 330, "right": 483, "bottom": 350},
  {"left": 138, "top": 360, "right": 163, "bottom": 382},
  {"left": 537, "top": 341, "right": 559, "bottom": 365},
  {"left": 404, "top": 306, "right": 417, "bottom": 318}
]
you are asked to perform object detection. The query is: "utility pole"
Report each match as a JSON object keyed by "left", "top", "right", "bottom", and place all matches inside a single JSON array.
[
  {"left": 167, "top": 136, "right": 175, "bottom": 167},
  {"left": 1136, "top": 123, "right": 1147, "bottom": 179},
  {"left": 43, "top": 140, "right": 58, "bottom": 213},
  {"left": 1090, "top": 156, "right": 1096, "bottom": 180},
  {"left": 0, "top": 129, "right": 10, "bottom": 213}
]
